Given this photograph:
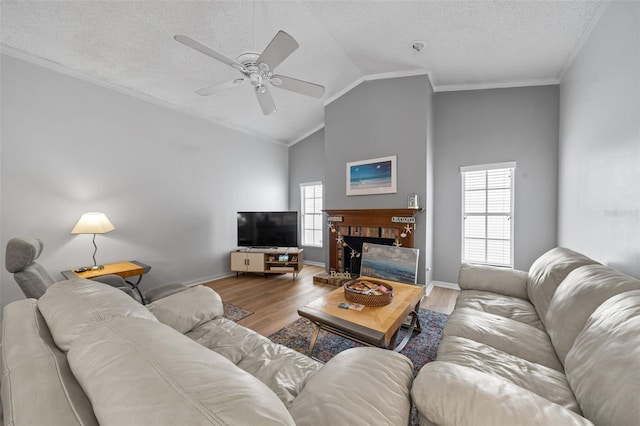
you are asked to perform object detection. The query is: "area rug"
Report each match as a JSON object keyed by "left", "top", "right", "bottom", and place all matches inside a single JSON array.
[
  {"left": 223, "top": 302, "right": 253, "bottom": 322},
  {"left": 269, "top": 309, "right": 448, "bottom": 373}
]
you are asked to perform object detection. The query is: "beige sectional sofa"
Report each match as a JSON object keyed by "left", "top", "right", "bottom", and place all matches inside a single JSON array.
[
  {"left": 1, "top": 279, "right": 414, "bottom": 425},
  {"left": 4, "top": 247, "right": 639, "bottom": 426},
  {"left": 412, "top": 247, "right": 640, "bottom": 426}
]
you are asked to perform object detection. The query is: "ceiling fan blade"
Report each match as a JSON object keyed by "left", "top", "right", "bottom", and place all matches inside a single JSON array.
[
  {"left": 195, "top": 78, "right": 245, "bottom": 96},
  {"left": 174, "top": 35, "right": 244, "bottom": 71},
  {"left": 271, "top": 74, "right": 325, "bottom": 98},
  {"left": 255, "top": 86, "right": 277, "bottom": 115},
  {"left": 257, "top": 31, "right": 299, "bottom": 71}
]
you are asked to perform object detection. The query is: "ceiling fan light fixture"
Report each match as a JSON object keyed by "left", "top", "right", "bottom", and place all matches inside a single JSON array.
[
  {"left": 256, "top": 85, "right": 266, "bottom": 94},
  {"left": 249, "top": 73, "right": 263, "bottom": 86}
]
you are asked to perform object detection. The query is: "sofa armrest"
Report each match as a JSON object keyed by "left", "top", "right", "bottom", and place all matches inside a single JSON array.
[
  {"left": 288, "top": 347, "right": 413, "bottom": 426},
  {"left": 413, "top": 361, "right": 593, "bottom": 426},
  {"left": 458, "top": 263, "right": 529, "bottom": 299},
  {"left": 146, "top": 286, "right": 224, "bottom": 333}
]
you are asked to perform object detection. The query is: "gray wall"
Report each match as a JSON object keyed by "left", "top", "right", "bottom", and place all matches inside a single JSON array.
[
  {"left": 1, "top": 54, "right": 288, "bottom": 310},
  {"left": 558, "top": 1, "right": 640, "bottom": 278},
  {"left": 288, "top": 128, "right": 325, "bottom": 264},
  {"left": 433, "top": 86, "right": 559, "bottom": 284},
  {"left": 324, "top": 75, "right": 433, "bottom": 284}
]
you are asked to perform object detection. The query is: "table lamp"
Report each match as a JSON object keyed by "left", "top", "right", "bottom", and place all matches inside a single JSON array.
[{"left": 71, "top": 212, "right": 115, "bottom": 271}]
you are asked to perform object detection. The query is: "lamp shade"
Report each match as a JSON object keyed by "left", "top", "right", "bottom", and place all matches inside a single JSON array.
[{"left": 71, "top": 212, "right": 115, "bottom": 234}]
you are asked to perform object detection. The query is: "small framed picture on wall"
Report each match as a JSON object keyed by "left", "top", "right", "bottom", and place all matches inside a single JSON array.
[{"left": 346, "top": 155, "right": 397, "bottom": 196}]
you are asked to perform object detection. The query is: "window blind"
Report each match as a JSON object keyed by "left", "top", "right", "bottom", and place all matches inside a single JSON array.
[
  {"left": 300, "top": 182, "right": 323, "bottom": 247},
  {"left": 461, "top": 163, "right": 515, "bottom": 267}
]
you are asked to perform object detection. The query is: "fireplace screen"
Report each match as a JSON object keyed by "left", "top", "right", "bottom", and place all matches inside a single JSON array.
[
  {"left": 342, "top": 236, "right": 394, "bottom": 275},
  {"left": 360, "top": 243, "right": 419, "bottom": 284}
]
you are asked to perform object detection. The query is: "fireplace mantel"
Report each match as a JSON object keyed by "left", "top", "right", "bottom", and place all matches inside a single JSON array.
[
  {"left": 323, "top": 208, "right": 421, "bottom": 273},
  {"left": 324, "top": 208, "right": 420, "bottom": 228}
]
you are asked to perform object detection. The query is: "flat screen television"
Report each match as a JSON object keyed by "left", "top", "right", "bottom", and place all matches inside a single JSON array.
[{"left": 237, "top": 211, "right": 298, "bottom": 248}]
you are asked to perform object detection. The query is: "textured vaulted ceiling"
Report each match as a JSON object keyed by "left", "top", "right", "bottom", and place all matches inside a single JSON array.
[{"left": 1, "top": 1, "right": 607, "bottom": 145}]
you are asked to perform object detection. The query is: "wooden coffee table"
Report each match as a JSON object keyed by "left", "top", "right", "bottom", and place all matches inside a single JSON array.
[{"left": 297, "top": 276, "right": 424, "bottom": 355}]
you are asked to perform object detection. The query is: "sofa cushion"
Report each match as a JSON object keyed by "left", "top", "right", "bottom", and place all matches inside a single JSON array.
[
  {"left": 564, "top": 290, "right": 640, "bottom": 426},
  {"left": 147, "top": 285, "right": 224, "bottom": 333},
  {"left": 454, "top": 290, "right": 544, "bottom": 330},
  {"left": 187, "top": 317, "right": 321, "bottom": 407},
  {"left": 68, "top": 316, "right": 295, "bottom": 425},
  {"left": 443, "top": 307, "right": 563, "bottom": 371},
  {"left": 412, "top": 362, "right": 593, "bottom": 426},
  {"left": 1, "top": 299, "right": 98, "bottom": 426},
  {"left": 289, "top": 347, "right": 414, "bottom": 426},
  {"left": 526, "top": 247, "right": 598, "bottom": 327},
  {"left": 187, "top": 317, "right": 266, "bottom": 364},
  {"left": 546, "top": 265, "right": 640, "bottom": 364},
  {"left": 144, "top": 282, "right": 187, "bottom": 303},
  {"left": 436, "top": 335, "right": 581, "bottom": 414},
  {"left": 458, "top": 263, "right": 529, "bottom": 300},
  {"left": 38, "top": 279, "right": 157, "bottom": 352}
]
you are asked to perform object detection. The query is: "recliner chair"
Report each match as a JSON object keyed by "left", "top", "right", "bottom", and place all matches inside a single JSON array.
[
  {"left": 6, "top": 237, "right": 59, "bottom": 299},
  {"left": 5, "top": 237, "right": 186, "bottom": 304}
]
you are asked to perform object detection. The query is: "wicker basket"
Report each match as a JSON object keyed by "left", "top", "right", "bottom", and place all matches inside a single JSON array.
[{"left": 343, "top": 279, "right": 393, "bottom": 307}]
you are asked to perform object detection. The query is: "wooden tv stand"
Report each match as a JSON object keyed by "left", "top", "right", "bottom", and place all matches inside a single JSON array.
[{"left": 230, "top": 248, "right": 304, "bottom": 279}]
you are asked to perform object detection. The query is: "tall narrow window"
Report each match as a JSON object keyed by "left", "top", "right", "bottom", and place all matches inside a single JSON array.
[
  {"left": 300, "top": 182, "right": 323, "bottom": 247},
  {"left": 461, "top": 162, "right": 515, "bottom": 267}
]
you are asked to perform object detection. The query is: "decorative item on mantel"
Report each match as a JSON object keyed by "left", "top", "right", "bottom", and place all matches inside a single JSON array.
[{"left": 408, "top": 193, "right": 420, "bottom": 209}]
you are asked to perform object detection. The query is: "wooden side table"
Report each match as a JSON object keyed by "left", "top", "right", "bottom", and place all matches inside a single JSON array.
[{"left": 61, "top": 261, "right": 151, "bottom": 302}]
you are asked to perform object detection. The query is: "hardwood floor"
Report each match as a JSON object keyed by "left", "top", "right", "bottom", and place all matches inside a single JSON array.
[
  {"left": 421, "top": 286, "right": 459, "bottom": 315},
  {"left": 202, "top": 265, "right": 459, "bottom": 337}
]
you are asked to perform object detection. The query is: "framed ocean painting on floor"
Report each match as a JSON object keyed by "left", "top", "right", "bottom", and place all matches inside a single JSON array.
[
  {"left": 346, "top": 155, "right": 397, "bottom": 196},
  {"left": 360, "top": 242, "right": 419, "bottom": 284}
]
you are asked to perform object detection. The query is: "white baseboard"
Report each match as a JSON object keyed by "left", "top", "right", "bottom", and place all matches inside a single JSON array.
[
  {"left": 183, "top": 272, "right": 236, "bottom": 287},
  {"left": 432, "top": 280, "right": 461, "bottom": 291},
  {"left": 183, "top": 263, "right": 325, "bottom": 287},
  {"left": 424, "top": 282, "right": 435, "bottom": 296},
  {"left": 184, "top": 267, "right": 451, "bottom": 293}
]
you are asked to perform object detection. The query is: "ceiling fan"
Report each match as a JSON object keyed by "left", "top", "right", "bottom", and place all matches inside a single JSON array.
[{"left": 174, "top": 31, "right": 325, "bottom": 115}]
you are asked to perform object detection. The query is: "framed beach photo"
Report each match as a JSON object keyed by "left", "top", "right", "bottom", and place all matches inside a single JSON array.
[{"left": 346, "top": 155, "right": 397, "bottom": 196}]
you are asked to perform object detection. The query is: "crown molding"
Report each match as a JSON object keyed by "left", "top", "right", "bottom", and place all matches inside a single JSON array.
[
  {"left": 433, "top": 78, "right": 560, "bottom": 93},
  {"left": 0, "top": 45, "right": 287, "bottom": 146},
  {"left": 323, "top": 68, "right": 431, "bottom": 107},
  {"left": 288, "top": 123, "right": 325, "bottom": 147}
]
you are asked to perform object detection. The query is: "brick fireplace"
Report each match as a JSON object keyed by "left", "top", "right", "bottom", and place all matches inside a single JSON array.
[{"left": 323, "top": 208, "right": 421, "bottom": 274}]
